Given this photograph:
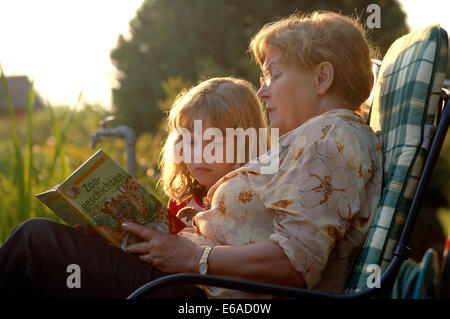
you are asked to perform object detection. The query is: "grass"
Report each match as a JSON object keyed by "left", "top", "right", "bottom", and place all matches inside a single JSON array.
[{"left": 1, "top": 63, "right": 101, "bottom": 231}]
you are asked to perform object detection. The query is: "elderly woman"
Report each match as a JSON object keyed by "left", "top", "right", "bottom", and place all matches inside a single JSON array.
[{"left": 0, "top": 11, "right": 382, "bottom": 298}]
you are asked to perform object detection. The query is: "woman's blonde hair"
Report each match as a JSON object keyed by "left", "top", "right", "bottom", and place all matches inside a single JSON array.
[
  {"left": 160, "top": 77, "right": 268, "bottom": 203},
  {"left": 249, "top": 11, "right": 377, "bottom": 110}
]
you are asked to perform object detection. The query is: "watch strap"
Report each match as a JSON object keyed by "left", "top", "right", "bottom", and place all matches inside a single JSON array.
[{"left": 198, "top": 246, "right": 213, "bottom": 275}]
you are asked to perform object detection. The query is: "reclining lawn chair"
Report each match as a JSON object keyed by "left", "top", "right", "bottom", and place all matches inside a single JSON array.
[{"left": 128, "top": 24, "right": 450, "bottom": 299}]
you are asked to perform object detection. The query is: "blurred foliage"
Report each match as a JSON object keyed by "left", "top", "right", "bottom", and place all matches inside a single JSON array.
[
  {"left": 424, "top": 132, "right": 450, "bottom": 208},
  {"left": 158, "top": 76, "right": 192, "bottom": 113},
  {"left": 437, "top": 207, "right": 450, "bottom": 237},
  {"left": 110, "top": 0, "right": 409, "bottom": 137}
]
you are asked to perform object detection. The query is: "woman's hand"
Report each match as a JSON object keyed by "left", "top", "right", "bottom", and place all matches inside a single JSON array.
[{"left": 122, "top": 222, "right": 204, "bottom": 273}]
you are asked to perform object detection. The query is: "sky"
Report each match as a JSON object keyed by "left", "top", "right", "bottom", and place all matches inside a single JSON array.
[
  {"left": 0, "top": 0, "right": 145, "bottom": 108},
  {"left": 0, "top": 0, "right": 449, "bottom": 108}
]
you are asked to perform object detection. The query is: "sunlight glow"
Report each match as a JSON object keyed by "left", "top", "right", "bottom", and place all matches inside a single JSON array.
[
  {"left": 398, "top": 0, "right": 450, "bottom": 32},
  {"left": 0, "top": 0, "right": 145, "bottom": 107}
]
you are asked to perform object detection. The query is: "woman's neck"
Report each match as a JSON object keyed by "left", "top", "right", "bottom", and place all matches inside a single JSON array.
[{"left": 318, "top": 93, "right": 356, "bottom": 114}]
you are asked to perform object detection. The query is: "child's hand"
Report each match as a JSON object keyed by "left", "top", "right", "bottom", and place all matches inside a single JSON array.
[{"left": 176, "top": 207, "right": 198, "bottom": 226}]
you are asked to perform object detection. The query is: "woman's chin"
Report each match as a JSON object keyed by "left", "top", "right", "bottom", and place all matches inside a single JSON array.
[
  {"left": 269, "top": 120, "right": 280, "bottom": 130},
  {"left": 269, "top": 121, "right": 284, "bottom": 135}
]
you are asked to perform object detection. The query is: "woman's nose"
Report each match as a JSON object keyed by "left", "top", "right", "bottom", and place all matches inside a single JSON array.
[{"left": 257, "top": 83, "right": 270, "bottom": 100}]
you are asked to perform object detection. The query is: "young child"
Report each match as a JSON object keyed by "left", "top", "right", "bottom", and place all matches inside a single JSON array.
[{"left": 160, "top": 77, "right": 269, "bottom": 225}]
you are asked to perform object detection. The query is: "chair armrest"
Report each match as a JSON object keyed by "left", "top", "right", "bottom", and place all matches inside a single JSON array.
[
  {"left": 127, "top": 273, "right": 377, "bottom": 299},
  {"left": 127, "top": 254, "right": 408, "bottom": 299},
  {"left": 127, "top": 274, "right": 337, "bottom": 299}
]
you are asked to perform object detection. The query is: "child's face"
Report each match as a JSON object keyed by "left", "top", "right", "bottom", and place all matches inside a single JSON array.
[{"left": 185, "top": 123, "right": 236, "bottom": 191}]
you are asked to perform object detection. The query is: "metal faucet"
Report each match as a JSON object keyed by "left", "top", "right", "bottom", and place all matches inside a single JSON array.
[{"left": 89, "top": 116, "right": 137, "bottom": 177}]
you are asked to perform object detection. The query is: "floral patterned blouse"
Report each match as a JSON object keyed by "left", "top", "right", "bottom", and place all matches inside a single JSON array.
[{"left": 179, "top": 109, "right": 382, "bottom": 298}]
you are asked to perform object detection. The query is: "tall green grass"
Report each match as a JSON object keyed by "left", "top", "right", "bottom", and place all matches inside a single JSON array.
[
  {"left": 0, "top": 63, "right": 80, "bottom": 239},
  {"left": 44, "top": 92, "right": 83, "bottom": 187}
]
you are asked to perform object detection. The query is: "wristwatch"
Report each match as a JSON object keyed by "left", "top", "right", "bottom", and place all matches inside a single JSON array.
[{"left": 198, "top": 246, "right": 213, "bottom": 275}]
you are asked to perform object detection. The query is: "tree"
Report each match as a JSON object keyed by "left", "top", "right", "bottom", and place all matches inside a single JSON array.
[{"left": 110, "top": 0, "right": 409, "bottom": 137}]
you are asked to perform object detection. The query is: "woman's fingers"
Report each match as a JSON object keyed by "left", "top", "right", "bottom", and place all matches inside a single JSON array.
[
  {"left": 126, "top": 241, "right": 152, "bottom": 254},
  {"left": 139, "top": 254, "right": 151, "bottom": 263},
  {"left": 121, "top": 222, "right": 194, "bottom": 271},
  {"left": 121, "top": 222, "right": 156, "bottom": 241}
]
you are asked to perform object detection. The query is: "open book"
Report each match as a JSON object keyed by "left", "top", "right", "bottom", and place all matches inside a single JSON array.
[{"left": 36, "top": 149, "right": 186, "bottom": 249}]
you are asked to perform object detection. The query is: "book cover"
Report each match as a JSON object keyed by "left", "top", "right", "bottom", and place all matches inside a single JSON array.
[{"left": 36, "top": 149, "right": 185, "bottom": 249}]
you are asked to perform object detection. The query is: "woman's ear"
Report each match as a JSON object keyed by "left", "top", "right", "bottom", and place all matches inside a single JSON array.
[{"left": 315, "top": 62, "right": 334, "bottom": 96}]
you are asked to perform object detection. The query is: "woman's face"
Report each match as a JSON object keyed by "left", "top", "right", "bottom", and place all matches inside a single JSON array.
[{"left": 257, "top": 46, "right": 319, "bottom": 135}]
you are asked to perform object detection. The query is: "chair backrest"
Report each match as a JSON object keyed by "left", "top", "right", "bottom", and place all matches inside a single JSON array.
[{"left": 345, "top": 24, "right": 448, "bottom": 293}]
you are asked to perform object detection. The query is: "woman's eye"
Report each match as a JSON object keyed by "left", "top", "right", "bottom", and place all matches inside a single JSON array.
[
  {"left": 260, "top": 70, "right": 280, "bottom": 86},
  {"left": 260, "top": 74, "right": 271, "bottom": 86},
  {"left": 270, "top": 70, "right": 280, "bottom": 79}
]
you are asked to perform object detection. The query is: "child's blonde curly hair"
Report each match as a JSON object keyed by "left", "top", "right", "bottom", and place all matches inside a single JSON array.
[{"left": 159, "top": 77, "right": 269, "bottom": 203}]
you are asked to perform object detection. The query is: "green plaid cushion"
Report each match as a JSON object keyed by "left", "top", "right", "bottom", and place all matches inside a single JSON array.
[{"left": 344, "top": 24, "right": 448, "bottom": 293}]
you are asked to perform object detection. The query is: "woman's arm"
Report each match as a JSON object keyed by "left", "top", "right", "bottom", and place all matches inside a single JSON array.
[
  {"left": 205, "top": 240, "right": 305, "bottom": 288},
  {"left": 123, "top": 222, "right": 305, "bottom": 288}
]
